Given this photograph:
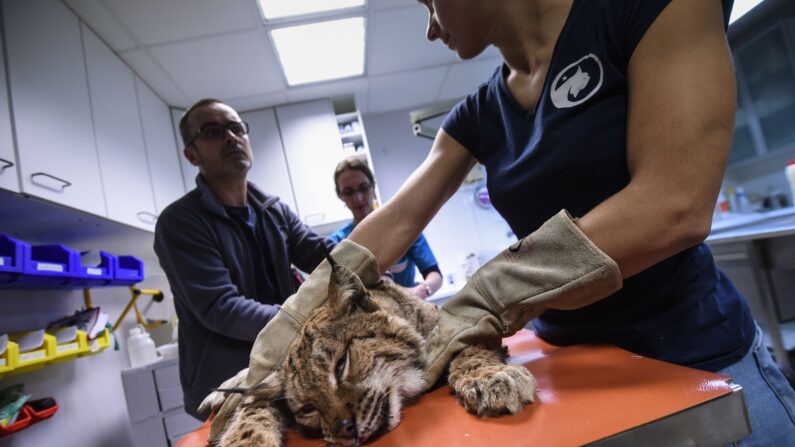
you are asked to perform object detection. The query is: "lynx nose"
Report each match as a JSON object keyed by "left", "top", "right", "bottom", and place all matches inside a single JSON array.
[{"left": 337, "top": 418, "right": 357, "bottom": 439}]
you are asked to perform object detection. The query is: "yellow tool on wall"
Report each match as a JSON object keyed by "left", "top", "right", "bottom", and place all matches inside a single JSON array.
[{"left": 83, "top": 286, "right": 167, "bottom": 331}]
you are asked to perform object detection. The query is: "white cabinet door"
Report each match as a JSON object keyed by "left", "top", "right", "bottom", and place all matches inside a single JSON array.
[
  {"left": 275, "top": 100, "right": 349, "bottom": 226},
  {"left": 3, "top": 0, "right": 106, "bottom": 216},
  {"left": 0, "top": 26, "right": 18, "bottom": 193},
  {"left": 170, "top": 108, "right": 198, "bottom": 193},
  {"left": 136, "top": 78, "right": 185, "bottom": 214},
  {"left": 82, "top": 24, "right": 157, "bottom": 231},
  {"left": 240, "top": 108, "right": 297, "bottom": 214}
]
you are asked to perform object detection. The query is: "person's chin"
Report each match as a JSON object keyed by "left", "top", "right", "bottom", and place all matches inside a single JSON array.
[
  {"left": 227, "top": 160, "right": 252, "bottom": 175},
  {"left": 455, "top": 47, "right": 484, "bottom": 60}
]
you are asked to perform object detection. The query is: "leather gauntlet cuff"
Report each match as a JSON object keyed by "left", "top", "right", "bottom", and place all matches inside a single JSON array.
[{"left": 423, "top": 210, "right": 622, "bottom": 386}]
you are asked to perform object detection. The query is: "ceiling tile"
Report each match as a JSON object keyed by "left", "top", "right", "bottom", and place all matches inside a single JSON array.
[
  {"left": 119, "top": 49, "right": 190, "bottom": 107},
  {"left": 367, "top": 7, "right": 457, "bottom": 76},
  {"left": 285, "top": 77, "right": 369, "bottom": 104},
  {"left": 227, "top": 91, "right": 289, "bottom": 113},
  {"left": 149, "top": 30, "right": 286, "bottom": 102},
  {"left": 102, "top": 0, "right": 259, "bottom": 46},
  {"left": 65, "top": 0, "right": 509, "bottom": 115},
  {"left": 368, "top": 66, "right": 447, "bottom": 113},
  {"left": 437, "top": 57, "right": 502, "bottom": 101},
  {"left": 63, "top": 0, "right": 137, "bottom": 51}
]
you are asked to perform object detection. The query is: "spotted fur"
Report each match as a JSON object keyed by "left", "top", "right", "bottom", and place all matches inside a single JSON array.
[{"left": 213, "top": 263, "right": 536, "bottom": 446}]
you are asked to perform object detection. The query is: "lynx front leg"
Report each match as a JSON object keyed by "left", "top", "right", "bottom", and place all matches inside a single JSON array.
[
  {"left": 220, "top": 396, "right": 284, "bottom": 447},
  {"left": 448, "top": 345, "right": 536, "bottom": 416}
]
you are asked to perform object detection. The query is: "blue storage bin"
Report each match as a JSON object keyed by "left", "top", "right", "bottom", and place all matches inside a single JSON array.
[
  {"left": 0, "top": 234, "right": 26, "bottom": 284},
  {"left": 69, "top": 250, "right": 115, "bottom": 287},
  {"left": 112, "top": 254, "right": 144, "bottom": 285},
  {"left": 18, "top": 244, "right": 79, "bottom": 286}
]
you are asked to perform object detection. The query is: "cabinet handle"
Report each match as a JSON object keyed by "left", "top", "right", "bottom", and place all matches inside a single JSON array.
[
  {"left": 137, "top": 211, "right": 158, "bottom": 224},
  {"left": 0, "top": 157, "right": 13, "bottom": 173},
  {"left": 30, "top": 172, "right": 72, "bottom": 192}
]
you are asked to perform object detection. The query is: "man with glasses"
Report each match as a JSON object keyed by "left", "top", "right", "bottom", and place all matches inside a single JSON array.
[
  {"left": 154, "top": 98, "right": 333, "bottom": 420},
  {"left": 329, "top": 157, "right": 442, "bottom": 299}
]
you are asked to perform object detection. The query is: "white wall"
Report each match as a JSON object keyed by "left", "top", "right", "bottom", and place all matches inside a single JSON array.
[
  {"left": 0, "top": 229, "right": 176, "bottom": 447},
  {"left": 362, "top": 105, "right": 516, "bottom": 292}
]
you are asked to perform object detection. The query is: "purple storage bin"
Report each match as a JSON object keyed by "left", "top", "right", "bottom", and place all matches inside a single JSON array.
[
  {"left": 18, "top": 244, "right": 79, "bottom": 286},
  {"left": 112, "top": 254, "right": 144, "bottom": 285},
  {"left": 69, "top": 250, "right": 115, "bottom": 287},
  {"left": 0, "top": 234, "right": 26, "bottom": 284}
]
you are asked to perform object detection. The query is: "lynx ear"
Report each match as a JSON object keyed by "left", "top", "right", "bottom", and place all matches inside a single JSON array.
[{"left": 327, "top": 263, "right": 379, "bottom": 317}]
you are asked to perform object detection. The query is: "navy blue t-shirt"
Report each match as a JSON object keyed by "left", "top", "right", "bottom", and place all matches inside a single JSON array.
[{"left": 442, "top": 0, "right": 752, "bottom": 371}]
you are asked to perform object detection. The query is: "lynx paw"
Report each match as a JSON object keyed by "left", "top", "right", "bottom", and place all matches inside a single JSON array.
[
  {"left": 220, "top": 396, "right": 284, "bottom": 447},
  {"left": 452, "top": 363, "right": 536, "bottom": 416}
]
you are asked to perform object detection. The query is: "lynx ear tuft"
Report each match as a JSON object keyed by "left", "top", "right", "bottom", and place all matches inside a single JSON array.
[
  {"left": 322, "top": 243, "right": 338, "bottom": 268},
  {"left": 327, "top": 263, "right": 379, "bottom": 317},
  {"left": 213, "top": 369, "right": 284, "bottom": 401}
]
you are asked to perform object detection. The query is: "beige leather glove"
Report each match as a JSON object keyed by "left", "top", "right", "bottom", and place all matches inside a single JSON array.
[
  {"left": 424, "top": 210, "right": 623, "bottom": 386},
  {"left": 208, "top": 239, "right": 380, "bottom": 443}
]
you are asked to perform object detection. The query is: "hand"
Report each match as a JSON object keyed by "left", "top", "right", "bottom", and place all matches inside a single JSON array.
[
  {"left": 409, "top": 284, "right": 428, "bottom": 299},
  {"left": 380, "top": 274, "right": 395, "bottom": 286}
]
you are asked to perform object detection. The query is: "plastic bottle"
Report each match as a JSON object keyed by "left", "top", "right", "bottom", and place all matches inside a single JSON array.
[
  {"left": 715, "top": 189, "right": 731, "bottom": 220},
  {"left": 787, "top": 160, "right": 795, "bottom": 207},
  {"left": 735, "top": 187, "right": 751, "bottom": 214},
  {"left": 127, "top": 324, "right": 159, "bottom": 368}
]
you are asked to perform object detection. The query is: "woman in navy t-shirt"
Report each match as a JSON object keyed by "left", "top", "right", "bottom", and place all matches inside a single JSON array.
[{"left": 343, "top": 0, "right": 795, "bottom": 444}]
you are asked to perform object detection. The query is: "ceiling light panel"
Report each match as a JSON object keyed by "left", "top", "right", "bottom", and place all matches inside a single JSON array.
[
  {"left": 258, "top": 0, "right": 365, "bottom": 21},
  {"left": 271, "top": 17, "right": 366, "bottom": 86}
]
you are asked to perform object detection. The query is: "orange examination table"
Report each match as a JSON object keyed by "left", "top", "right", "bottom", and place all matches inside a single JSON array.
[{"left": 177, "top": 330, "right": 750, "bottom": 447}]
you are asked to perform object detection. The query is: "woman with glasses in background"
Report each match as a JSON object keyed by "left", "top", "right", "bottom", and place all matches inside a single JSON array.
[{"left": 329, "top": 157, "right": 443, "bottom": 299}]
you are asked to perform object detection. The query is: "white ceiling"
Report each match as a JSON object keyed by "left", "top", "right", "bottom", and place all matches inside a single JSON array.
[{"left": 62, "top": 0, "right": 503, "bottom": 114}]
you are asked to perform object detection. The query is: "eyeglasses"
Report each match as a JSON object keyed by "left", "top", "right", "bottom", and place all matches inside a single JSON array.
[
  {"left": 339, "top": 183, "right": 373, "bottom": 198},
  {"left": 186, "top": 121, "right": 249, "bottom": 146}
]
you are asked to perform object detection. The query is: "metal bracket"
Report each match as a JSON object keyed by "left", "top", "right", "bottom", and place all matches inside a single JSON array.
[{"left": 409, "top": 99, "right": 461, "bottom": 140}]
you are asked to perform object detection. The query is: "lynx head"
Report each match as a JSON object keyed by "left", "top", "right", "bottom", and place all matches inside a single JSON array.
[{"left": 282, "top": 261, "right": 427, "bottom": 446}]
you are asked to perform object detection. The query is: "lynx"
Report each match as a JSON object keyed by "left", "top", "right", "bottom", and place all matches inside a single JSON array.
[{"left": 203, "top": 258, "right": 536, "bottom": 447}]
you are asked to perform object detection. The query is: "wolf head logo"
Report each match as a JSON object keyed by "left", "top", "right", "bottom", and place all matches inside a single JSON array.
[{"left": 550, "top": 53, "right": 603, "bottom": 109}]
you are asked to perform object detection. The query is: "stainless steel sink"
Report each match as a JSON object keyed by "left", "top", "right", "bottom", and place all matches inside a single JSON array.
[
  {"left": 709, "top": 208, "right": 795, "bottom": 240},
  {"left": 751, "top": 214, "right": 795, "bottom": 232}
]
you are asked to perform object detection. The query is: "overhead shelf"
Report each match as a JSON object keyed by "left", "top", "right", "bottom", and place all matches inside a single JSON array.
[{"left": 0, "top": 234, "right": 143, "bottom": 289}]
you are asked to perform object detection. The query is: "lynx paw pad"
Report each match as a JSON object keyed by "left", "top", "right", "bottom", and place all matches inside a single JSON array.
[{"left": 454, "top": 364, "right": 536, "bottom": 416}]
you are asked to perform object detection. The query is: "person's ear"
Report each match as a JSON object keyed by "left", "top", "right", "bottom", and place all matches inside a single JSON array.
[{"left": 184, "top": 146, "right": 200, "bottom": 166}]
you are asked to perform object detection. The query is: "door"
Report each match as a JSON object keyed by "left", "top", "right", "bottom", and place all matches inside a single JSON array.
[
  {"left": 0, "top": 27, "right": 18, "bottom": 193},
  {"left": 136, "top": 78, "right": 185, "bottom": 214},
  {"left": 275, "top": 100, "right": 349, "bottom": 226},
  {"left": 82, "top": 24, "right": 157, "bottom": 230},
  {"left": 240, "top": 108, "right": 298, "bottom": 214},
  {"left": 3, "top": 0, "right": 106, "bottom": 215}
]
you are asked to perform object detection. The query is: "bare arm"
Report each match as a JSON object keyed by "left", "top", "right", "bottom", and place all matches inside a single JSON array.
[
  {"left": 349, "top": 131, "right": 476, "bottom": 272},
  {"left": 577, "top": 0, "right": 735, "bottom": 278}
]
